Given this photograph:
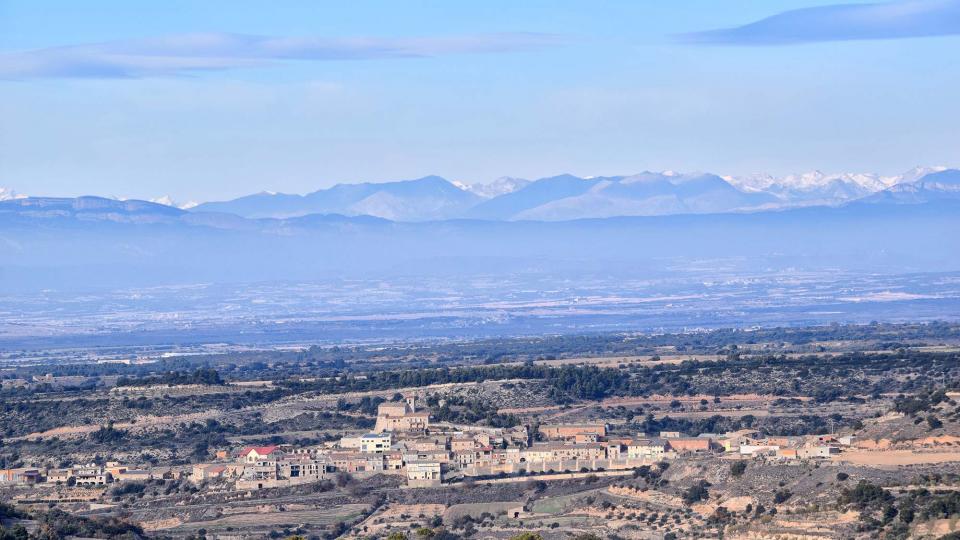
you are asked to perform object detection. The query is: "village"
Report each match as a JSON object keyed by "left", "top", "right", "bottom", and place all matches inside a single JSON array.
[
  {"left": 2, "top": 393, "right": 855, "bottom": 497},
  {"left": 2, "top": 333, "right": 959, "bottom": 539}
]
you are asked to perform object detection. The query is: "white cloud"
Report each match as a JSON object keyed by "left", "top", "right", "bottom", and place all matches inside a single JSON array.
[
  {"left": 0, "top": 32, "right": 565, "bottom": 80},
  {"left": 681, "top": 0, "right": 960, "bottom": 45}
]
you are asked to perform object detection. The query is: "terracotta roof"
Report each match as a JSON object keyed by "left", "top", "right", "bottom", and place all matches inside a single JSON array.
[{"left": 238, "top": 445, "right": 280, "bottom": 456}]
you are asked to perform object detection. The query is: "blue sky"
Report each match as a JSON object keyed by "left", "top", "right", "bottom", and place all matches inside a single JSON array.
[{"left": 1, "top": 0, "right": 959, "bottom": 202}]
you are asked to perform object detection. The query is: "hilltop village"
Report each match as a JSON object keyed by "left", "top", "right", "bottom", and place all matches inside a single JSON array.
[
  {"left": 224, "top": 395, "right": 855, "bottom": 491},
  {"left": 2, "top": 326, "right": 960, "bottom": 539},
  {"left": 4, "top": 394, "right": 854, "bottom": 494}
]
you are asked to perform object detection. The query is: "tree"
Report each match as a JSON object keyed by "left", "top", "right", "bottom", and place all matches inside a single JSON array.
[
  {"left": 0, "top": 524, "right": 28, "bottom": 540},
  {"left": 508, "top": 534, "right": 543, "bottom": 540},
  {"left": 387, "top": 533, "right": 409, "bottom": 540},
  {"left": 335, "top": 471, "right": 353, "bottom": 487},
  {"left": 773, "top": 490, "right": 793, "bottom": 504},
  {"left": 730, "top": 461, "right": 747, "bottom": 478},
  {"left": 683, "top": 481, "right": 711, "bottom": 505}
]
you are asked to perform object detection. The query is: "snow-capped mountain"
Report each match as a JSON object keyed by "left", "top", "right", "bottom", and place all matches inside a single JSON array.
[
  {"left": 727, "top": 166, "right": 948, "bottom": 205},
  {"left": 0, "top": 187, "right": 26, "bottom": 201},
  {"left": 898, "top": 166, "right": 948, "bottom": 183},
  {"left": 464, "top": 172, "right": 776, "bottom": 221},
  {"left": 179, "top": 166, "right": 955, "bottom": 221},
  {"left": 150, "top": 195, "right": 199, "bottom": 209},
  {"left": 460, "top": 177, "right": 532, "bottom": 199},
  {"left": 861, "top": 169, "right": 960, "bottom": 204}
]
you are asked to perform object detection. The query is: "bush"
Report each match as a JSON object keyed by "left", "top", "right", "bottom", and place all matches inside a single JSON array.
[
  {"left": 773, "top": 490, "right": 793, "bottom": 504},
  {"left": 683, "top": 481, "right": 711, "bottom": 505},
  {"left": 730, "top": 461, "right": 747, "bottom": 478},
  {"left": 508, "top": 534, "right": 543, "bottom": 540},
  {"left": 839, "top": 480, "right": 892, "bottom": 509}
]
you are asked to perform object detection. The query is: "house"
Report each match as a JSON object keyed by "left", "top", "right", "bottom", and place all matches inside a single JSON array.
[
  {"left": 193, "top": 464, "right": 228, "bottom": 482},
  {"left": 575, "top": 433, "right": 599, "bottom": 444},
  {"left": 328, "top": 452, "right": 384, "bottom": 473},
  {"left": 0, "top": 468, "right": 43, "bottom": 485},
  {"left": 402, "top": 449, "right": 450, "bottom": 464},
  {"left": 453, "top": 450, "right": 476, "bottom": 469},
  {"left": 798, "top": 446, "right": 840, "bottom": 459},
  {"left": 46, "top": 468, "right": 75, "bottom": 484},
  {"left": 406, "top": 461, "right": 441, "bottom": 487},
  {"left": 240, "top": 461, "right": 278, "bottom": 481},
  {"left": 666, "top": 438, "right": 712, "bottom": 453},
  {"left": 777, "top": 448, "right": 798, "bottom": 459},
  {"left": 360, "top": 433, "right": 392, "bottom": 454},
  {"left": 605, "top": 442, "right": 624, "bottom": 460},
  {"left": 75, "top": 467, "right": 112, "bottom": 486},
  {"left": 115, "top": 469, "right": 154, "bottom": 482},
  {"left": 450, "top": 436, "right": 478, "bottom": 452},
  {"left": 539, "top": 423, "right": 607, "bottom": 440},
  {"left": 522, "top": 445, "right": 554, "bottom": 463},
  {"left": 627, "top": 439, "right": 667, "bottom": 460},
  {"left": 238, "top": 446, "right": 283, "bottom": 463},
  {"left": 385, "top": 451, "right": 405, "bottom": 471},
  {"left": 279, "top": 455, "right": 327, "bottom": 479},
  {"left": 659, "top": 431, "right": 682, "bottom": 439},
  {"left": 739, "top": 444, "right": 779, "bottom": 456},
  {"left": 767, "top": 436, "right": 800, "bottom": 448}
]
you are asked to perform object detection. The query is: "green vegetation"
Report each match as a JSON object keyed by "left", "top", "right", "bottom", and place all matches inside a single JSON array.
[
  {"left": 0, "top": 502, "right": 143, "bottom": 540},
  {"left": 116, "top": 368, "right": 223, "bottom": 387},
  {"left": 508, "top": 534, "right": 543, "bottom": 540},
  {"left": 683, "top": 480, "right": 711, "bottom": 505},
  {"left": 425, "top": 394, "right": 519, "bottom": 428},
  {"left": 773, "top": 489, "right": 793, "bottom": 504}
]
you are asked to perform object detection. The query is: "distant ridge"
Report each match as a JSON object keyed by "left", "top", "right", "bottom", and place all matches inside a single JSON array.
[
  {"left": 2, "top": 193, "right": 958, "bottom": 291},
  {"left": 860, "top": 169, "right": 960, "bottom": 204},
  {"left": 193, "top": 175, "right": 480, "bottom": 221},
  {"left": 187, "top": 167, "right": 957, "bottom": 222}
]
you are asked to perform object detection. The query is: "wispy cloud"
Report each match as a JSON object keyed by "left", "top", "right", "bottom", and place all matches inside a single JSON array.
[
  {"left": 0, "top": 32, "right": 565, "bottom": 79},
  {"left": 680, "top": 0, "right": 960, "bottom": 45}
]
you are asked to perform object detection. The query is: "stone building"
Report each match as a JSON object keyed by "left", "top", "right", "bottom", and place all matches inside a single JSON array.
[{"left": 374, "top": 396, "right": 430, "bottom": 433}]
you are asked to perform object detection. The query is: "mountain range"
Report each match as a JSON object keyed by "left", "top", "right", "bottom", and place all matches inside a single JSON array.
[
  {"left": 5, "top": 166, "right": 952, "bottom": 224},
  {"left": 3, "top": 166, "right": 958, "bottom": 292},
  {"left": 178, "top": 166, "right": 953, "bottom": 222},
  {"left": 2, "top": 169, "right": 959, "bottom": 292}
]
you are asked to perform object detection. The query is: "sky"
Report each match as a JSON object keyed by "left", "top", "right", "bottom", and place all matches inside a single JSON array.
[{"left": 1, "top": 0, "right": 959, "bottom": 202}]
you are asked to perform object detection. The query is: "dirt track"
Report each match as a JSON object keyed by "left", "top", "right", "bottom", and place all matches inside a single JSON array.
[{"left": 835, "top": 450, "right": 960, "bottom": 467}]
